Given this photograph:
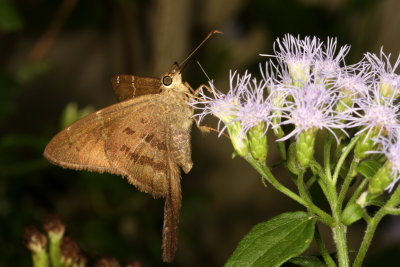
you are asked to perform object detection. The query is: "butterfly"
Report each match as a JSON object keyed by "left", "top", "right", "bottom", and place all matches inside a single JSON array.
[{"left": 44, "top": 30, "right": 221, "bottom": 262}]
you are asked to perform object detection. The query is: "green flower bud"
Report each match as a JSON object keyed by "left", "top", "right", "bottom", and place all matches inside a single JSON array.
[
  {"left": 368, "top": 161, "right": 392, "bottom": 197},
  {"left": 248, "top": 122, "right": 268, "bottom": 163},
  {"left": 287, "top": 143, "right": 302, "bottom": 175},
  {"left": 341, "top": 202, "right": 363, "bottom": 225},
  {"left": 296, "top": 129, "right": 318, "bottom": 167},
  {"left": 288, "top": 62, "right": 310, "bottom": 87},
  {"left": 379, "top": 81, "right": 397, "bottom": 98},
  {"left": 23, "top": 226, "right": 50, "bottom": 267},
  {"left": 44, "top": 215, "right": 65, "bottom": 267},
  {"left": 227, "top": 121, "right": 250, "bottom": 158},
  {"left": 354, "top": 129, "right": 380, "bottom": 160}
]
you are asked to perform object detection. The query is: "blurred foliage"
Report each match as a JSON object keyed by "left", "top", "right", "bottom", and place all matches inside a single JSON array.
[
  {"left": 0, "top": 0, "right": 24, "bottom": 32},
  {"left": 1, "top": 0, "right": 400, "bottom": 266}
]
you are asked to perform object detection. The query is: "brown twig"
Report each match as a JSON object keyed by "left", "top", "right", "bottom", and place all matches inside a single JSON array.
[{"left": 28, "top": 0, "right": 79, "bottom": 62}]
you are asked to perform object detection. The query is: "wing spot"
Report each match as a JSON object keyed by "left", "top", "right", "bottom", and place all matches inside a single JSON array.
[
  {"left": 120, "top": 144, "right": 130, "bottom": 153},
  {"left": 123, "top": 127, "right": 135, "bottom": 135},
  {"left": 140, "top": 118, "right": 149, "bottom": 124},
  {"left": 129, "top": 152, "right": 166, "bottom": 171},
  {"left": 140, "top": 133, "right": 166, "bottom": 150}
]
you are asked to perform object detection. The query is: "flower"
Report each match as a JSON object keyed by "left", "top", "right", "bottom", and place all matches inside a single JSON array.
[
  {"left": 190, "top": 70, "right": 245, "bottom": 133},
  {"left": 235, "top": 77, "right": 273, "bottom": 136},
  {"left": 275, "top": 82, "right": 348, "bottom": 141},
  {"left": 313, "top": 37, "right": 350, "bottom": 80},
  {"left": 364, "top": 49, "right": 400, "bottom": 97},
  {"left": 346, "top": 85, "right": 400, "bottom": 139},
  {"left": 262, "top": 34, "right": 322, "bottom": 86}
]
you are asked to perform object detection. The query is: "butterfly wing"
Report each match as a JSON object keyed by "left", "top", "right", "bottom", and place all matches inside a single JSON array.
[
  {"left": 43, "top": 96, "right": 155, "bottom": 175},
  {"left": 104, "top": 102, "right": 182, "bottom": 261},
  {"left": 111, "top": 75, "right": 161, "bottom": 102},
  {"left": 104, "top": 100, "right": 176, "bottom": 198}
]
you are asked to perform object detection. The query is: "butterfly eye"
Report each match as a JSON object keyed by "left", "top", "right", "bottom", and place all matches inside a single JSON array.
[{"left": 163, "top": 76, "right": 173, "bottom": 86}]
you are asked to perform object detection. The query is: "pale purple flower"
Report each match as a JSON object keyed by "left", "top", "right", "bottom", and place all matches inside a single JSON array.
[
  {"left": 190, "top": 70, "right": 245, "bottom": 131},
  {"left": 364, "top": 49, "right": 400, "bottom": 95},
  {"left": 313, "top": 37, "right": 350, "bottom": 79},
  {"left": 276, "top": 82, "right": 348, "bottom": 141},
  {"left": 235, "top": 77, "right": 273, "bottom": 135},
  {"left": 335, "top": 65, "right": 372, "bottom": 97},
  {"left": 346, "top": 85, "right": 400, "bottom": 139},
  {"left": 261, "top": 34, "right": 322, "bottom": 85}
]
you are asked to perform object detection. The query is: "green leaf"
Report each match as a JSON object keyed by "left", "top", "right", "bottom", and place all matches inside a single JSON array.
[
  {"left": 225, "top": 211, "right": 316, "bottom": 267},
  {"left": 289, "top": 256, "right": 325, "bottom": 267},
  {"left": 357, "top": 159, "right": 382, "bottom": 179},
  {"left": 0, "top": 0, "right": 24, "bottom": 32}
]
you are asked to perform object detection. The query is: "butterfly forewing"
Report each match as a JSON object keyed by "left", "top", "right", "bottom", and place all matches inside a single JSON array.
[
  {"left": 104, "top": 100, "right": 173, "bottom": 198},
  {"left": 111, "top": 75, "right": 161, "bottom": 102},
  {"left": 44, "top": 96, "right": 155, "bottom": 175}
]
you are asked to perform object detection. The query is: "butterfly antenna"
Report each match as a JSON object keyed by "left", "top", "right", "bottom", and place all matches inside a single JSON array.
[
  {"left": 178, "top": 30, "right": 223, "bottom": 72},
  {"left": 196, "top": 60, "right": 212, "bottom": 81}
]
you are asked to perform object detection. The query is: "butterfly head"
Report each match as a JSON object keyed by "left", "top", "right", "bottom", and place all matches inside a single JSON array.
[{"left": 160, "top": 63, "right": 190, "bottom": 94}]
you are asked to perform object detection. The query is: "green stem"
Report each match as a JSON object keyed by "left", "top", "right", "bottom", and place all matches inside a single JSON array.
[
  {"left": 347, "top": 179, "right": 368, "bottom": 207},
  {"left": 48, "top": 234, "right": 62, "bottom": 267},
  {"left": 311, "top": 160, "right": 349, "bottom": 267},
  {"left": 332, "top": 136, "right": 360, "bottom": 186},
  {"left": 353, "top": 185, "right": 400, "bottom": 266},
  {"left": 315, "top": 225, "right": 337, "bottom": 267},
  {"left": 324, "top": 134, "right": 334, "bottom": 181},
  {"left": 352, "top": 211, "right": 383, "bottom": 267},
  {"left": 246, "top": 157, "right": 334, "bottom": 225},
  {"left": 32, "top": 250, "right": 49, "bottom": 267},
  {"left": 337, "top": 159, "right": 360, "bottom": 213},
  {"left": 383, "top": 207, "right": 400, "bottom": 215},
  {"left": 333, "top": 224, "right": 349, "bottom": 267}
]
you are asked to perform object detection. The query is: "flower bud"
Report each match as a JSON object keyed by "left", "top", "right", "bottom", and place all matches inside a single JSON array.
[
  {"left": 23, "top": 226, "right": 49, "bottom": 267},
  {"left": 287, "top": 143, "right": 302, "bottom": 175},
  {"left": 354, "top": 130, "right": 379, "bottom": 160},
  {"left": 368, "top": 161, "right": 392, "bottom": 197},
  {"left": 288, "top": 61, "right": 311, "bottom": 87},
  {"left": 61, "top": 236, "right": 86, "bottom": 267},
  {"left": 296, "top": 129, "right": 317, "bottom": 167},
  {"left": 44, "top": 214, "right": 65, "bottom": 267},
  {"left": 248, "top": 122, "right": 268, "bottom": 163},
  {"left": 227, "top": 121, "right": 250, "bottom": 158},
  {"left": 379, "top": 81, "right": 397, "bottom": 98}
]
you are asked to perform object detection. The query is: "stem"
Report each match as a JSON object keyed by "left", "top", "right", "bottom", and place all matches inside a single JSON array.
[
  {"left": 333, "top": 224, "right": 349, "bottom": 267},
  {"left": 246, "top": 157, "right": 334, "bottom": 225},
  {"left": 315, "top": 225, "right": 337, "bottom": 267},
  {"left": 324, "top": 134, "right": 334, "bottom": 181},
  {"left": 347, "top": 179, "right": 367, "bottom": 206},
  {"left": 337, "top": 158, "right": 360, "bottom": 213},
  {"left": 353, "top": 185, "right": 400, "bottom": 266},
  {"left": 332, "top": 136, "right": 360, "bottom": 186},
  {"left": 352, "top": 211, "right": 383, "bottom": 267},
  {"left": 311, "top": 160, "right": 349, "bottom": 266}
]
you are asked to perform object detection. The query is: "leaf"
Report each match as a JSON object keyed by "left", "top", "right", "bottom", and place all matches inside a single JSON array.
[
  {"left": 225, "top": 211, "right": 316, "bottom": 267},
  {"left": 289, "top": 256, "right": 325, "bottom": 267},
  {"left": 357, "top": 159, "right": 382, "bottom": 179},
  {"left": 0, "top": 0, "right": 24, "bottom": 32}
]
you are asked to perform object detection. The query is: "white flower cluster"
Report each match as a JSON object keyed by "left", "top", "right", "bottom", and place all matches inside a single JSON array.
[{"left": 191, "top": 34, "right": 400, "bottom": 190}]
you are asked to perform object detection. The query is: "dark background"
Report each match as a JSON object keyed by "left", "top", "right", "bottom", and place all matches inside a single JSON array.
[{"left": 1, "top": 0, "right": 400, "bottom": 266}]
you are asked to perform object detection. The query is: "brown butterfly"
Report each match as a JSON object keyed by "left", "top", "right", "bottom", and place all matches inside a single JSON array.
[{"left": 43, "top": 30, "right": 221, "bottom": 262}]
